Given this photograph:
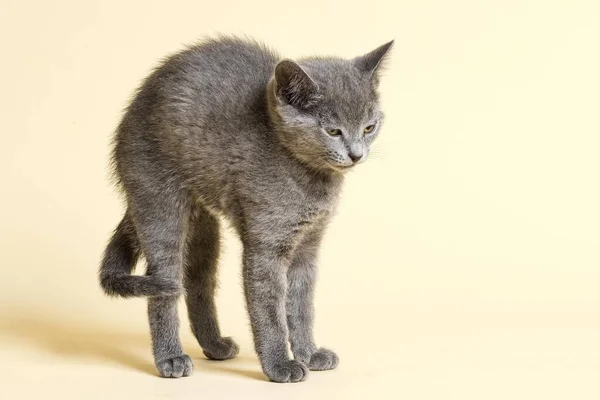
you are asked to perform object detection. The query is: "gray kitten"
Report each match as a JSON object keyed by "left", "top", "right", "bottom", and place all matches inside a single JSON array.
[{"left": 99, "top": 36, "right": 392, "bottom": 382}]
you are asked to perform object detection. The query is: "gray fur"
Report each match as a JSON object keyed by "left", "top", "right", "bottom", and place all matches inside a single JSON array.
[{"left": 99, "top": 36, "right": 392, "bottom": 382}]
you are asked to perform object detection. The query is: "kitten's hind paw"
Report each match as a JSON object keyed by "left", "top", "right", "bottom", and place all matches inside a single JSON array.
[
  {"left": 307, "top": 348, "right": 339, "bottom": 371},
  {"left": 156, "top": 354, "right": 194, "bottom": 378},
  {"left": 202, "top": 336, "right": 239, "bottom": 360},
  {"left": 264, "top": 360, "right": 309, "bottom": 383}
]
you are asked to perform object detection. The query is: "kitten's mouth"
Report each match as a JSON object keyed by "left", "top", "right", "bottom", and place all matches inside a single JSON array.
[{"left": 331, "top": 163, "right": 355, "bottom": 172}]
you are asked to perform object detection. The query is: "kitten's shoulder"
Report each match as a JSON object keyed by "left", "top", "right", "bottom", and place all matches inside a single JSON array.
[{"left": 181, "top": 35, "right": 279, "bottom": 65}]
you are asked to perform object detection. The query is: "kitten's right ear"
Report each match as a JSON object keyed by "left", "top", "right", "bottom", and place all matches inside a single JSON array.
[
  {"left": 354, "top": 40, "right": 394, "bottom": 83},
  {"left": 274, "top": 60, "right": 320, "bottom": 108}
]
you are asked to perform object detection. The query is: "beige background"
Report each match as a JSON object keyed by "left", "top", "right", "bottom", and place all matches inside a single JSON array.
[{"left": 1, "top": 0, "right": 599, "bottom": 398}]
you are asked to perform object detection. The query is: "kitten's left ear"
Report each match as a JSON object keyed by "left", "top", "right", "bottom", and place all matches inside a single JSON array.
[
  {"left": 274, "top": 60, "right": 320, "bottom": 109},
  {"left": 354, "top": 40, "right": 395, "bottom": 82}
]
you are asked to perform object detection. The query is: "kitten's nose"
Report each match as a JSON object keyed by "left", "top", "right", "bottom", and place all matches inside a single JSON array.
[
  {"left": 348, "top": 143, "right": 364, "bottom": 164},
  {"left": 349, "top": 153, "right": 362, "bottom": 163}
]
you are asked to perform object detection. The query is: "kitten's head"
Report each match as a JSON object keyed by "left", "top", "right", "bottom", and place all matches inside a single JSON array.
[{"left": 268, "top": 41, "right": 393, "bottom": 173}]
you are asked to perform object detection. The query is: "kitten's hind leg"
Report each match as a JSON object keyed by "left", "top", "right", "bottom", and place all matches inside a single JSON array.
[
  {"left": 184, "top": 205, "right": 239, "bottom": 361},
  {"left": 129, "top": 192, "right": 193, "bottom": 378},
  {"left": 99, "top": 211, "right": 181, "bottom": 298}
]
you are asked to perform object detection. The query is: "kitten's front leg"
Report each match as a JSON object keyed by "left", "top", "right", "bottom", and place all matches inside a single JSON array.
[
  {"left": 243, "top": 246, "right": 309, "bottom": 383},
  {"left": 286, "top": 233, "right": 339, "bottom": 371}
]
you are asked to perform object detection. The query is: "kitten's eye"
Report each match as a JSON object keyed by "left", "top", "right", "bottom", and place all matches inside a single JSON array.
[
  {"left": 326, "top": 128, "right": 342, "bottom": 136},
  {"left": 363, "top": 124, "right": 377, "bottom": 134}
]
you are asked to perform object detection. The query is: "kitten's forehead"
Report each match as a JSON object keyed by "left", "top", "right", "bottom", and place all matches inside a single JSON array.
[{"left": 301, "top": 59, "right": 379, "bottom": 125}]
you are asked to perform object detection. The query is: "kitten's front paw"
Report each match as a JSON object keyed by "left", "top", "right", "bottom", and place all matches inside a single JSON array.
[
  {"left": 202, "top": 336, "right": 240, "bottom": 360},
  {"left": 264, "top": 360, "right": 309, "bottom": 383},
  {"left": 156, "top": 354, "right": 194, "bottom": 378},
  {"left": 307, "top": 348, "right": 339, "bottom": 371}
]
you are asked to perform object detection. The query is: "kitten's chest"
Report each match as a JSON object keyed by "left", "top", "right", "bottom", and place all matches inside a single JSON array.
[
  {"left": 295, "top": 202, "right": 331, "bottom": 229},
  {"left": 285, "top": 175, "right": 341, "bottom": 225},
  {"left": 236, "top": 169, "right": 342, "bottom": 248}
]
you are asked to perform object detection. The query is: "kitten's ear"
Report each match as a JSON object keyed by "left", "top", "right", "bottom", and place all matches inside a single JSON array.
[
  {"left": 354, "top": 40, "right": 394, "bottom": 82},
  {"left": 274, "top": 60, "right": 320, "bottom": 108}
]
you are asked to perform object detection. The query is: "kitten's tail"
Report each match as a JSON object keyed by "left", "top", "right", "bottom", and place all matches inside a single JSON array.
[{"left": 99, "top": 212, "right": 181, "bottom": 298}]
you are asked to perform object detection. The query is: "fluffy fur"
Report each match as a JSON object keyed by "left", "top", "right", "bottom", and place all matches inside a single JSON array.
[{"left": 99, "top": 36, "right": 393, "bottom": 382}]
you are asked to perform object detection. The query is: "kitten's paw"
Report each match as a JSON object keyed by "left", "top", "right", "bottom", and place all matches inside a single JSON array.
[
  {"left": 202, "top": 337, "right": 239, "bottom": 360},
  {"left": 307, "top": 348, "right": 339, "bottom": 371},
  {"left": 156, "top": 354, "right": 194, "bottom": 378},
  {"left": 264, "top": 360, "right": 309, "bottom": 383}
]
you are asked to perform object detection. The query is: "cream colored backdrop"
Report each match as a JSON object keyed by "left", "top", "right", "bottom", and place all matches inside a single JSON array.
[{"left": 1, "top": 1, "right": 599, "bottom": 399}]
